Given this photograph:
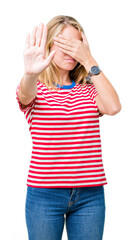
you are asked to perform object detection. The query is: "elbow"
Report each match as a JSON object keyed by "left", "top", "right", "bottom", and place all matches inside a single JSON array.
[{"left": 109, "top": 103, "right": 122, "bottom": 115}]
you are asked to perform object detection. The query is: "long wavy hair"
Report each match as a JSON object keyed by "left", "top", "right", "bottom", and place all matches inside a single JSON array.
[{"left": 39, "top": 15, "right": 90, "bottom": 91}]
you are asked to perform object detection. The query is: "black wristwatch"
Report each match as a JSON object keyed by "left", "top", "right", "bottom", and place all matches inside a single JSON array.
[{"left": 86, "top": 66, "right": 101, "bottom": 82}]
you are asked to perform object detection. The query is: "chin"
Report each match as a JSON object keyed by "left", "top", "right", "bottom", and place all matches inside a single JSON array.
[{"left": 58, "top": 62, "right": 78, "bottom": 71}]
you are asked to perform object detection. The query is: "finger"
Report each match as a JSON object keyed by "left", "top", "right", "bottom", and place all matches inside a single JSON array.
[
  {"left": 54, "top": 36, "right": 77, "bottom": 47},
  {"left": 43, "top": 50, "right": 56, "bottom": 68},
  {"left": 58, "top": 35, "right": 81, "bottom": 44},
  {"left": 25, "top": 32, "right": 30, "bottom": 49},
  {"left": 81, "top": 32, "right": 89, "bottom": 45},
  {"left": 54, "top": 41, "right": 74, "bottom": 51},
  {"left": 36, "top": 23, "right": 44, "bottom": 47},
  {"left": 30, "top": 25, "right": 38, "bottom": 46},
  {"left": 56, "top": 47, "right": 75, "bottom": 58},
  {"left": 58, "top": 33, "right": 82, "bottom": 43},
  {"left": 41, "top": 25, "right": 48, "bottom": 49}
]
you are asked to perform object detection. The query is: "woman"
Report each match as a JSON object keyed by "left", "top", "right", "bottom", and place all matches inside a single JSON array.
[{"left": 16, "top": 15, "right": 121, "bottom": 240}]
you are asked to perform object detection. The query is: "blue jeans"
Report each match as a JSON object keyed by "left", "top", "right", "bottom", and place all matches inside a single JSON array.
[{"left": 25, "top": 185, "right": 106, "bottom": 240}]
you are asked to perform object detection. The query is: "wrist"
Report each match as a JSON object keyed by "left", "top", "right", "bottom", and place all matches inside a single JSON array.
[
  {"left": 84, "top": 56, "right": 98, "bottom": 73},
  {"left": 24, "top": 72, "right": 39, "bottom": 82},
  {"left": 20, "top": 73, "right": 38, "bottom": 98}
]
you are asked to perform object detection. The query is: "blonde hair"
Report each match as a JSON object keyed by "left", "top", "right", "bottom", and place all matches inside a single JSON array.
[{"left": 39, "top": 15, "right": 90, "bottom": 91}]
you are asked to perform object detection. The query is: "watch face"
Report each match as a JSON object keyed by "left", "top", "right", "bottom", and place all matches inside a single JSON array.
[{"left": 91, "top": 66, "right": 100, "bottom": 75}]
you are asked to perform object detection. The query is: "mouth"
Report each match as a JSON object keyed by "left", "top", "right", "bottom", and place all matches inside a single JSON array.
[{"left": 64, "top": 58, "right": 76, "bottom": 62}]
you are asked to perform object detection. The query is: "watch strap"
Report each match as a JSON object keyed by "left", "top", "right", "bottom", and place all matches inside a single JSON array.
[{"left": 86, "top": 65, "right": 101, "bottom": 83}]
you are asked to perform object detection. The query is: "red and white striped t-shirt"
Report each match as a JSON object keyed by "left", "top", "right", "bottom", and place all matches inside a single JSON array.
[{"left": 16, "top": 79, "right": 108, "bottom": 188}]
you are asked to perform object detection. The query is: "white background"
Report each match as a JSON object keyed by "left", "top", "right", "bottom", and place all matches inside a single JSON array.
[{"left": 0, "top": 0, "right": 137, "bottom": 239}]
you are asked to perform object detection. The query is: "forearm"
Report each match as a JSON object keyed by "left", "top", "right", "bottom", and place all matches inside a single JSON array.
[
  {"left": 19, "top": 73, "right": 38, "bottom": 98},
  {"left": 84, "top": 56, "right": 122, "bottom": 112}
]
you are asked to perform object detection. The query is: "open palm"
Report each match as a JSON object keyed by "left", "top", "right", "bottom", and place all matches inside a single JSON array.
[{"left": 23, "top": 23, "right": 56, "bottom": 77}]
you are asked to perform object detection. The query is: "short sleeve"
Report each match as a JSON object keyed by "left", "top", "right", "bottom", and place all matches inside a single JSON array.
[
  {"left": 16, "top": 83, "right": 37, "bottom": 126},
  {"left": 87, "top": 83, "right": 104, "bottom": 117},
  {"left": 87, "top": 83, "right": 99, "bottom": 99}
]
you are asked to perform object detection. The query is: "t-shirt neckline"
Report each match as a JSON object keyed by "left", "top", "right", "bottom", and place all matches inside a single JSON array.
[
  {"left": 54, "top": 80, "right": 76, "bottom": 89},
  {"left": 38, "top": 80, "right": 79, "bottom": 104}
]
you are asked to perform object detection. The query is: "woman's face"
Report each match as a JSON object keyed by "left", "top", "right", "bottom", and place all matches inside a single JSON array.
[{"left": 50, "top": 25, "right": 82, "bottom": 71}]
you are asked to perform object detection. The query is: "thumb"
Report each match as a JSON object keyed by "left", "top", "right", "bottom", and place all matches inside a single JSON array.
[{"left": 43, "top": 50, "right": 56, "bottom": 68}]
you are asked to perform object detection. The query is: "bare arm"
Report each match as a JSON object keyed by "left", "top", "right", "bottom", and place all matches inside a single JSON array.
[
  {"left": 17, "top": 23, "right": 56, "bottom": 108},
  {"left": 84, "top": 56, "right": 122, "bottom": 115},
  {"left": 18, "top": 73, "right": 38, "bottom": 107}
]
